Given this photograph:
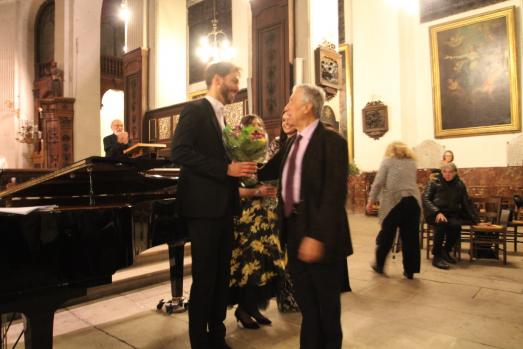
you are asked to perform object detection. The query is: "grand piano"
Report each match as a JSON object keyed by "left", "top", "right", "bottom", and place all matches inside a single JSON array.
[{"left": 0, "top": 156, "right": 187, "bottom": 349}]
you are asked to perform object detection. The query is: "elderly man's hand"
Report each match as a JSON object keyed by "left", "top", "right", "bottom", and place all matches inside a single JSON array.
[
  {"left": 117, "top": 131, "right": 129, "bottom": 144},
  {"left": 435, "top": 213, "right": 447, "bottom": 223},
  {"left": 298, "top": 237, "right": 324, "bottom": 263}
]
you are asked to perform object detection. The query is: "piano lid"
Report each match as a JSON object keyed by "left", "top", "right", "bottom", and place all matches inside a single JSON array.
[{"left": 0, "top": 156, "right": 176, "bottom": 202}]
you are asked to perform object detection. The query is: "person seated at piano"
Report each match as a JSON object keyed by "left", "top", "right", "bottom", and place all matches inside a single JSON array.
[{"left": 103, "top": 119, "right": 130, "bottom": 158}]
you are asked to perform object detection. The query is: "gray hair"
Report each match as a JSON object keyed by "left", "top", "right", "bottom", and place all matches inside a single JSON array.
[
  {"left": 293, "top": 84, "right": 325, "bottom": 118},
  {"left": 441, "top": 162, "right": 457, "bottom": 172}
]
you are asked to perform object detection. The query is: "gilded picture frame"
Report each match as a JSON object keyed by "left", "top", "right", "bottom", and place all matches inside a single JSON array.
[
  {"left": 338, "top": 44, "right": 354, "bottom": 162},
  {"left": 188, "top": 89, "right": 207, "bottom": 100},
  {"left": 430, "top": 6, "right": 520, "bottom": 138}
]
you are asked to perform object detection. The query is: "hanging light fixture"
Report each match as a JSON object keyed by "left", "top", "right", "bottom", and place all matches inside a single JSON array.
[
  {"left": 196, "top": 0, "right": 235, "bottom": 63},
  {"left": 119, "top": 0, "right": 130, "bottom": 53}
]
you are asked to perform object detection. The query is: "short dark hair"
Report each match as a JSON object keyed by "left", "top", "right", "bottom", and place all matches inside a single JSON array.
[{"left": 204, "top": 61, "right": 240, "bottom": 87}]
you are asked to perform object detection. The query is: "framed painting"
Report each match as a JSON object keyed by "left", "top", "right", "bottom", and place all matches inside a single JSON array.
[
  {"left": 430, "top": 6, "right": 519, "bottom": 138},
  {"left": 338, "top": 44, "right": 354, "bottom": 162},
  {"left": 420, "top": 0, "right": 506, "bottom": 23}
]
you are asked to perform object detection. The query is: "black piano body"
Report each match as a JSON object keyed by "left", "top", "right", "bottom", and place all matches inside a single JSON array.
[{"left": 0, "top": 156, "right": 186, "bottom": 349}]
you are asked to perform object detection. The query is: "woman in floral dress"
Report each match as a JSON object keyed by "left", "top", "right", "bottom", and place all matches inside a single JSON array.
[{"left": 229, "top": 115, "right": 285, "bottom": 329}]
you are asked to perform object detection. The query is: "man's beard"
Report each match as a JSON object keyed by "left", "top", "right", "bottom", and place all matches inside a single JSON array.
[{"left": 220, "top": 84, "right": 234, "bottom": 104}]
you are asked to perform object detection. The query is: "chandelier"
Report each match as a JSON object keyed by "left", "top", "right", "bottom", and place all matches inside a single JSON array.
[{"left": 196, "top": 0, "right": 235, "bottom": 63}]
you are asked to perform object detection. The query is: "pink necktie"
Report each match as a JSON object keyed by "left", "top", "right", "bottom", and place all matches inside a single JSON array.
[{"left": 284, "top": 135, "right": 302, "bottom": 217}]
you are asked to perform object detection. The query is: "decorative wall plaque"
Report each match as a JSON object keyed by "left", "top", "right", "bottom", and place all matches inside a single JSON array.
[
  {"left": 158, "top": 116, "right": 172, "bottom": 140},
  {"left": 362, "top": 100, "right": 388, "bottom": 140},
  {"left": 224, "top": 101, "right": 245, "bottom": 126},
  {"left": 314, "top": 42, "right": 342, "bottom": 99}
]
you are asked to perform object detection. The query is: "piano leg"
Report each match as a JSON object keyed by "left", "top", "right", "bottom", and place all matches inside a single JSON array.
[
  {"left": 1, "top": 287, "right": 87, "bottom": 349},
  {"left": 23, "top": 309, "right": 54, "bottom": 349},
  {"left": 169, "top": 242, "right": 185, "bottom": 298},
  {"left": 157, "top": 242, "right": 188, "bottom": 314}
]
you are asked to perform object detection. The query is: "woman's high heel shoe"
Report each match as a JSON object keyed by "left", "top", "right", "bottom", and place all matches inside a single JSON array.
[
  {"left": 248, "top": 308, "right": 272, "bottom": 326},
  {"left": 234, "top": 308, "right": 259, "bottom": 329}
]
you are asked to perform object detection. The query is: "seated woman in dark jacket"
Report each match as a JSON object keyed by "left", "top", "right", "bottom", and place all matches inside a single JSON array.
[{"left": 423, "top": 162, "right": 479, "bottom": 269}]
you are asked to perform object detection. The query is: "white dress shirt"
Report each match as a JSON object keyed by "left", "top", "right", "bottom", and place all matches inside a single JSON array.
[
  {"left": 205, "top": 95, "right": 225, "bottom": 130},
  {"left": 281, "top": 119, "right": 320, "bottom": 204}
]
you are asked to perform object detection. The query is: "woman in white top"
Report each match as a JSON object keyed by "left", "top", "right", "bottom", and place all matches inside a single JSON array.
[{"left": 366, "top": 142, "right": 421, "bottom": 279}]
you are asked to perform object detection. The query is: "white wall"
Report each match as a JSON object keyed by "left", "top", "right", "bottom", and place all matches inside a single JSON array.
[
  {"left": 232, "top": 0, "right": 251, "bottom": 90},
  {"left": 351, "top": 0, "right": 523, "bottom": 171},
  {"left": 152, "top": 0, "right": 187, "bottom": 108},
  {"left": 0, "top": 0, "right": 46, "bottom": 169},
  {"left": 70, "top": 0, "right": 103, "bottom": 160}
]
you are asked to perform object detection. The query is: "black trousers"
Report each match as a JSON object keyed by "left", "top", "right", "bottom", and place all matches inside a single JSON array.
[
  {"left": 186, "top": 216, "right": 233, "bottom": 349},
  {"left": 286, "top": 217, "right": 343, "bottom": 349},
  {"left": 375, "top": 196, "right": 420, "bottom": 274},
  {"left": 432, "top": 214, "right": 461, "bottom": 257}
]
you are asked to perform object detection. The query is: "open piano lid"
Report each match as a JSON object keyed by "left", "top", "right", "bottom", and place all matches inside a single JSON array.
[{"left": 0, "top": 156, "right": 176, "bottom": 203}]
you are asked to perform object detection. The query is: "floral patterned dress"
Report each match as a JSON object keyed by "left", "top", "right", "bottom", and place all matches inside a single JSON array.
[
  {"left": 229, "top": 197, "right": 285, "bottom": 292},
  {"left": 228, "top": 137, "right": 287, "bottom": 307}
]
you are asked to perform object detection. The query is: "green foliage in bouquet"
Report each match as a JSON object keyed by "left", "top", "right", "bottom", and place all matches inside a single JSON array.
[{"left": 222, "top": 125, "right": 268, "bottom": 163}]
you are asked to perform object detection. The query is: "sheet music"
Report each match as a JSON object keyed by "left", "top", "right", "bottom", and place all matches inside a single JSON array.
[{"left": 0, "top": 205, "right": 58, "bottom": 215}]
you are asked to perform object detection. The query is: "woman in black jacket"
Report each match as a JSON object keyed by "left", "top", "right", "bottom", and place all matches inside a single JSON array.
[{"left": 423, "top": 162, "right": 479, "bottom": 269}]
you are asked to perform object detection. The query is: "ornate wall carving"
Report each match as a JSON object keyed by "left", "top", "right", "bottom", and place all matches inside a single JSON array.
[
  {"left": 123, "top": 47, "right": 149, "bottom": 144},
  {"left": 251, "top": 0, "right": 293, "bottom": 140}
]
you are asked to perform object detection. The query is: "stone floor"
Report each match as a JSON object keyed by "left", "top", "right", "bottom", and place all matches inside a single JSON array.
[{"left": 5, "top": 214, "right": 523, "bottom": 348}]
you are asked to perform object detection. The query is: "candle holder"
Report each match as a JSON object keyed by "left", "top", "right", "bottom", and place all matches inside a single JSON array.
[{"left": 16, "top": 119, "right": 42, "bottom": 144}]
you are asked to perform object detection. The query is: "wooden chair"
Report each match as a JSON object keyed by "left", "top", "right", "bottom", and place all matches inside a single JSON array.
[
  {"left": 469, "top": 209, "right": 509, "bottom": 264},
  {"left": 508, "top": 206, "right": 523, "bottom": 253}
]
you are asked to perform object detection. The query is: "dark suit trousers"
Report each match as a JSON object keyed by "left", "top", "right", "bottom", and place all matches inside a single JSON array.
[
  {"left": 286, "top": 216, "right": 343, "bottom": 349},
  {"left": 375, "top": 196, "right": 421, "bottom": 274},
  {"left": 186, "top": 216, "right": 233, "bottom": 349},
  {"left": 432, "top": 214, "right": 461, "bottom": 256}
]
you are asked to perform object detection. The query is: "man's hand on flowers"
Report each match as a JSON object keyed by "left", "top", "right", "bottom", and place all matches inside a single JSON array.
[{"left": 227, "top": 161, "right": 257, "bottom": 177}]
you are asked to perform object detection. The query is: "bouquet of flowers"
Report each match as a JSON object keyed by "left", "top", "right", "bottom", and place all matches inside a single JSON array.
[{"left": 223, "top": 115, "right": 269, "bottom": 187}]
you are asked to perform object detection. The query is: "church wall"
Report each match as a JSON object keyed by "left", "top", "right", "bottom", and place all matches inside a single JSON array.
[
  {"left": 153, "top": 0, "right": 187, "bottom": 108},
  {"left": 70, "top": 0, "right": 103, "bottom": 160},
  {"left": 352, "top": 0, "right": 403, "bottom": 171},
  {"left": 0, "top": 0, "right": 45, "bottom": 169},
  {"left": 232, "top": 0, "right": 251, "bottom": 91},
  {"left": 0, "top": 1, "right": 19, "bottom": 168},
  {"left": 350, "top": 0, "right": 523, "bottom": 171}
]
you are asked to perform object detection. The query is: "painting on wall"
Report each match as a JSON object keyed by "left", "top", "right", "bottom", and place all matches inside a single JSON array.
[
  {"left": 420, "top": 0, "right": 506, "bottom": 23},
  {"left": 430, "top": 6, "right": 519, "bottom": 138}
]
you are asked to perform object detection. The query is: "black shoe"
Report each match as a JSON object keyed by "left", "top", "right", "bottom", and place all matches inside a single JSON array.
[
  {"left": 247, "top": 309, "right": 272, "bottom": 326},
  {"left": 432, "top": 257, "right": 450, "bottom": 270},
  {"left": 403, "top": 271, "right": 414, "bottom": 279},
  {"left": 234, "top": 308, "right": 259, "bottom": 329},
  {"left": 213, "top": 341, "right": 232, "bottom": 349},
  {"left": 371, "top": 263, "right": 384, "bottom": 274},
  {"left": 441, "top": 250, "right": 457, "bottom": 264}
]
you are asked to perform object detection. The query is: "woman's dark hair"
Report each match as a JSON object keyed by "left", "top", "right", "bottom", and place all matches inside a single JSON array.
[
  {"left": 240, "top": 114, "right": 265, "bottom": 128},
  {"left": 442, "top": 150, "right": 454, "bottom": 162}
]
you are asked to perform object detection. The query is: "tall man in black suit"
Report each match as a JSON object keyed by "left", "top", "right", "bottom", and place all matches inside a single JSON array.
[
  {"left": 280, "top": 84, "right": 353, "bottom": 349},
  {"left": 171, "top": 62, "right": 257, "bottom": 349},
  {"left": 103, "top": 119, "right": 130, "bottom": 158}
]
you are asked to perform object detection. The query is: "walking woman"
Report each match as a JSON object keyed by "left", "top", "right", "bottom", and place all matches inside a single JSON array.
[{"left": 366, "top": 141, "right": 421, "bottom": 279}]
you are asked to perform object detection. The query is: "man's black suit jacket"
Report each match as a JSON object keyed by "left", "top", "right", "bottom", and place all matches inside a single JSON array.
[
  {"left": 103, "top": 134, "right": 130, "bottom": 158},
  {"left": 262, "top": 122, "right": 353, "bottom": 262},
  {"left": 171, "top": 98, "right": 239, "bottom": 218}
]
